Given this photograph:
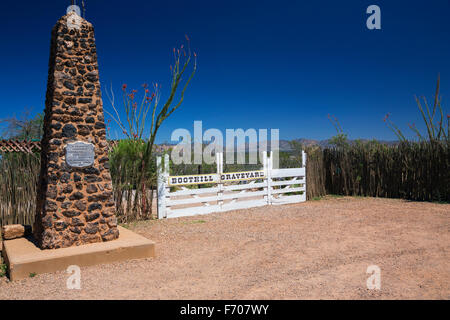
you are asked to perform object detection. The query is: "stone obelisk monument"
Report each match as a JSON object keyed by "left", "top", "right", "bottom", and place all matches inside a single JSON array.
[{"left": 34, "top": 8, "right": 119, "bottom": 249}]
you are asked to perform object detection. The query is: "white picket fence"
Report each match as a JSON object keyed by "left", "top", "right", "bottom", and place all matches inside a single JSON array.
[{"left": 156, "top": 151, "right": 307, "bottom": 219}]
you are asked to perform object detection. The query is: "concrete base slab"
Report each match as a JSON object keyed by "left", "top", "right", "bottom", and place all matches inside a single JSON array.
[{"left": 2, "top": 226, "right": 155, "bottom": 281}]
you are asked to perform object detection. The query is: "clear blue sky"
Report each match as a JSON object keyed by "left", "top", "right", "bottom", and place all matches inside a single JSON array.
[{"left": 0, "top": 0, "right": 449, "bottom": 142}]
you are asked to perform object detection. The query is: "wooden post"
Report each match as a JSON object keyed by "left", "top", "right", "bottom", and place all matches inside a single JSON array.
[
  {"left": 302, "top": 150, "right": 307, "bottom": 167},
  {"left": 268, "top": 151, "right": 273, "bottom": 205},
  {"left": 217, "top": 152, "right": 224, "bottom": 211},
  {"left": 157, "top": 154, "right": 170, "bottom": 219},
  {"left": 302, "top": 150, "right": 307, "bottom": 202},
  {"left": 164, "top": 154, "right": 170, "bottom": 217},
  {"left": 263, "top": 152, "right": 269, "bottom": 205},
  {"left": 156, "top": 156, "right": 166, "bottom": 219}
]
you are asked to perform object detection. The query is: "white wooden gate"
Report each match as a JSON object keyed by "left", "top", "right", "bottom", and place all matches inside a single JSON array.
[{"left": 156, "top": 151, "right": 307, "bottom": 219}]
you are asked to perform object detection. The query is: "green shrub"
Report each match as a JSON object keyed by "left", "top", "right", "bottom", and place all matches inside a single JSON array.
[{"left": 0, "top": 264, "right": 7, "bottom": 277}]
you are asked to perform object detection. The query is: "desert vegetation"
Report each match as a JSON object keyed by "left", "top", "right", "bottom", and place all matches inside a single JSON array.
[
  {"left": 314, "top": 75, "right": 448, "bottom": 202},
  {"left": 104, "top": 37, "right": 196, "bottom": 222},
  {"left": 0, "top": 76, "right": 448, "bottom": 227}
]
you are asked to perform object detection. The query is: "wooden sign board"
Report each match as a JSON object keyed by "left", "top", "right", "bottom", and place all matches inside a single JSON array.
[
  {"left": 168, "top": 174, "right": 219, "bottom": 186},
  {"left": 168, "top": 170, "right": 265, "bottom": 186},
  {"left": 220, "top": 170, "right": 265, "bottom": 182}
]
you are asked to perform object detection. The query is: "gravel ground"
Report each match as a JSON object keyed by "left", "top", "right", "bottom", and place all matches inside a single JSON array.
[{"left": 0, "top": 197, "right": 449, "bottom": 299}]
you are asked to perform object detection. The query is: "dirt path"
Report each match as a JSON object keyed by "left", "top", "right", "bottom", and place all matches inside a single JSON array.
[{"left": 1, "top": 197, "right": 449, "bottom": 299}]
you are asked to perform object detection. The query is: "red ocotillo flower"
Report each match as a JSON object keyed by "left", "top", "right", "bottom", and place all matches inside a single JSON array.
[{"left": 122, "top": 84, "right": 127, "bottom": 91}]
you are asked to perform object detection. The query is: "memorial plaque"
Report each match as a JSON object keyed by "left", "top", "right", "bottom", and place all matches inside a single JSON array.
[{"left": 65, "top": 141, "right": 95, "bottom": 168}]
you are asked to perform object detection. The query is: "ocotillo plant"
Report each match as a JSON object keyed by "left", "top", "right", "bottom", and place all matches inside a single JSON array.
[
  {"left": 105, "top": 37, "right": 197, "bottom": 219},
  {"left": 327, "top": 114, "right": 349, "bottom": 149},
  {"left": 384, "top": 75, "right": 449, "bottom": 142}
]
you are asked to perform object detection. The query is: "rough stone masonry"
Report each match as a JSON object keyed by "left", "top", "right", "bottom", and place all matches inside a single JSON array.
[{"left": 34, "top": 12, "right": 119, "bottom": 249}]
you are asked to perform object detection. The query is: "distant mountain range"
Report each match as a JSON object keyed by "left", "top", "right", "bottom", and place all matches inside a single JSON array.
[
  {"left": 277, "top": 138, "right": 398, "bottom": 151},
  {"left": 158, "top": 138, "right": 398, "bottom": 152}
]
